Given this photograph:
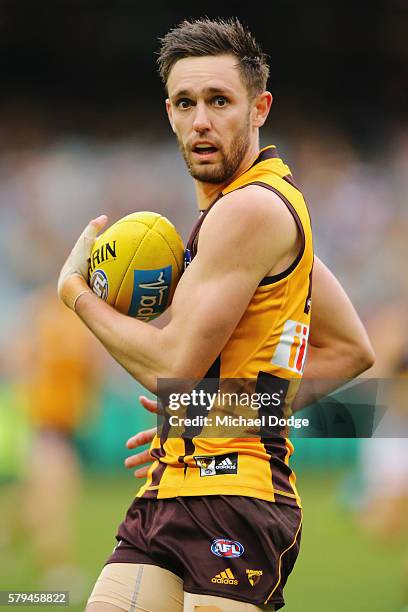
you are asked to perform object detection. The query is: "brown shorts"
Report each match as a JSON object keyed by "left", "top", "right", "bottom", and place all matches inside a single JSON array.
[{"left": 107, "top": 496, "right": 302, "bottom": 610}]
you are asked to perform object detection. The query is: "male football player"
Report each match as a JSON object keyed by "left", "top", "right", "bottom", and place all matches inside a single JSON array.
[{"left": 58, "top": 17, "right": 374, "bottom": 611}]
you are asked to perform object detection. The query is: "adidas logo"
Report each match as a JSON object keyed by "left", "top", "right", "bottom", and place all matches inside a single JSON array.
[
  {"left": 211, "top": 568, "right": 238, "bottom": 585},
  {"left": 195, "top": 453, "right": 238, "bottom": 477},
  {"left": 216, "top": 457, "right": 235, "bottom": 469}
]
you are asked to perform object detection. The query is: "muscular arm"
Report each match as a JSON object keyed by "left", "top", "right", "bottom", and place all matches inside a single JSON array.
[
  {"left": 292, "top": 256, "right": 375, "bottom": 412},
  {"left": 125, "top": 258, "right": 375, "bottom": 476},
  {"left": 66, "top": 187, "right": 298, "bottom": 393}
]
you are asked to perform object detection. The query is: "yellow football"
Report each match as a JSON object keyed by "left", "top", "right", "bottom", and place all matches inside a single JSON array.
[{"left": 88, "top": 211, "right": 184, "bottom": 321}]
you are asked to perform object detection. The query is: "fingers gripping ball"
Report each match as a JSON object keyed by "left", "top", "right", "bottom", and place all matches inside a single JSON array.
[{"left": 88, "top": 212, "right": 184, "bottom": 321}]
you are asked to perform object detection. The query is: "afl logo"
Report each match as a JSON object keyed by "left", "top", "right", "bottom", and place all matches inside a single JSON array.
[
  {"left": 211, "top": 539, "right": 244, "bottom": 558},
  {"left": 90, "top": 269, "right": 109, "bottom": 301}
]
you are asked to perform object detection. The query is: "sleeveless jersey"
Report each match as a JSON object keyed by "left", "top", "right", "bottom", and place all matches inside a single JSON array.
[{"left": 136, "top": 145, "right": 314, "bottom": 507}]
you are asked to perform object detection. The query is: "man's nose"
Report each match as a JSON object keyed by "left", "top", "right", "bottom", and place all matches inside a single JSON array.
[{"left": 192, "top": 102, "right": 211, "bottom": 133}]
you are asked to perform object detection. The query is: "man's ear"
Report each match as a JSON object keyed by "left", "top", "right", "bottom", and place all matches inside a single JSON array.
[
  {"left": 166, "top": 99, "right": 176, "bottom": 133},
  {"left": 251, "top": 91, "right": 273, "bottom": 129}
]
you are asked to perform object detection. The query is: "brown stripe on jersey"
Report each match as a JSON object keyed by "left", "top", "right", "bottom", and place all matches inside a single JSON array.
[
  {"left": 256, "top": 372, "right": 297, "bottom": 500},
  {"left": 146, "top": 453, "right": 166, "bottom": 499},
  {"left": 185, "top": 215, "right": 203, "bottom": 260},
  {"left": 250, "top": 146, "right": 280, "bottom": 168},
  {"left": 304, "top": 259, "right": 314, "bottom": 314},
  {"left": 204, "top": 353, "right": 221, "bottom": 379},
  {"left": 147, "top": 415, "right": 173, "bottom": 497},
  {"left": 186, "top": 193, "right": 223, "bottom": 260},
  {"left": 177, "top": 356, "right": 221, "bottom": 463},
  {"left": 262, "top": 439, "right": 298, "bottom": 498},
  {"left": 282, "top": 173, "right": 301, "bottom": 192}
]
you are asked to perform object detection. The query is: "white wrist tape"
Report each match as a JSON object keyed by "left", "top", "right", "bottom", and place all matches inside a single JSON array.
[{"left": 73, "top": 289, "right": 92, "bottom": 312}]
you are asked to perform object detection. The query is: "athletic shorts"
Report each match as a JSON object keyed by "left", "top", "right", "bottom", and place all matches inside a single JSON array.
[{"left": 107, "top": 496, "right": 302, "bottom": 609}]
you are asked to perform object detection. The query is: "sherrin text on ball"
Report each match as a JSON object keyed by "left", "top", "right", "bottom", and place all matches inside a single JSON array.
[{"left": 88, "top": 211, "right": 184, "bottom": 321}]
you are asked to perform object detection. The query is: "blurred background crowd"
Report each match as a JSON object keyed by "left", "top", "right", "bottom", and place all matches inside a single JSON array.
[{"left": 0, "top": 2, "right": 407, "bottom": 611}]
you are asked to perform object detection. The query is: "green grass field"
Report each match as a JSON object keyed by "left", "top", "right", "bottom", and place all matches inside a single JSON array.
[{"left": 0, "top": 470, "right": 406, "bottom": 612}]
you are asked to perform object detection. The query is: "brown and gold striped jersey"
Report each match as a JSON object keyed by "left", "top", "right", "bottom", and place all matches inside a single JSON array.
[{"left": 136, "top": 146, "right": 314, "bottom": 507}]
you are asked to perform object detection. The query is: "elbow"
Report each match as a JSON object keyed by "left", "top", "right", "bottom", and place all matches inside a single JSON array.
[
  {"left": 364, "top": 344, "right": 376, "bottom": 371},
  {"left": 153, "top": 332, "right": 217, "bottom": 383},
  {"left": 352, "top": 339, "right": 375, "bottom": 375},
  {"left": 332, "top": 337, "right": 375, "bottom": 379},
  {"left": 151, "top": 364, "right": 206, "bottom": 400},
  {"left": 156, "top": 353, "right": 210, "bottom": 383},
  {"left": 158, "top": 363, "right": 206, "bottom": 382}
]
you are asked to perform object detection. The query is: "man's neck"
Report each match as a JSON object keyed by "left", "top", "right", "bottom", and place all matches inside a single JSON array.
[{"left": 194, "top": 143, "right": 260, "bottom": 211}]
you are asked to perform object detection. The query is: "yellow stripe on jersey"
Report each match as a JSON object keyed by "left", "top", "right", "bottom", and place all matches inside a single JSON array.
[{"left": 137, "top": 145, "right": 313, "bottom": 507}]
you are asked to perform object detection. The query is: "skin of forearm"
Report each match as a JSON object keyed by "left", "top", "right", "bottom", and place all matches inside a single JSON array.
[
  {"left": 292, "top": 343, "right": 372, "bottom": 413},
  {"left": 75, "top": 292, "right": 172, "bottom": 393}
]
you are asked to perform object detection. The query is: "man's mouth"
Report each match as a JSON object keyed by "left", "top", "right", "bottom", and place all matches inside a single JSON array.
[{"left": 191, "top": 145, "right": 218, "bottom": 158}]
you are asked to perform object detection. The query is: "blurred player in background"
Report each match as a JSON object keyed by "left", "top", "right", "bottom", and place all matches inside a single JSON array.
[
  {"left": 4, "top": 285, "right": 102, "bottom": 599},
  {"left": 57, "top": 18, "right": 374, "bottom": 611}
]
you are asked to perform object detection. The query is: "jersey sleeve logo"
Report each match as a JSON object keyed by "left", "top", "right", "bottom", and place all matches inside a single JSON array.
[{"left": 271, "top": 319, "right": 309, "bottom": 374}]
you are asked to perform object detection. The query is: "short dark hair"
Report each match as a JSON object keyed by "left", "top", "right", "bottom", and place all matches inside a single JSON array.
[{"left": 157, "top": 17, "right": 269, "bottom": 99}]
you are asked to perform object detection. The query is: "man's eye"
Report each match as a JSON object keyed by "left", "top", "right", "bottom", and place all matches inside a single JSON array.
[
  {"left": 213, "top": 96, "right": 228, "bottom": 107},
  {"left": 176, "top": 99, "right": 192, "bottom": 109}
]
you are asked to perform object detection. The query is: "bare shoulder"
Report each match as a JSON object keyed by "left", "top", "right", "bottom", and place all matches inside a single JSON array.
[{"left": 199, "top": 184, "right": 298, "bottom": 259}]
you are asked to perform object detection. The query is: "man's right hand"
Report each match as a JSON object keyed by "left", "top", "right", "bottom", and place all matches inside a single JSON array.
[{"left": 125, "top": 396, "right": 157, "bottom": 478}]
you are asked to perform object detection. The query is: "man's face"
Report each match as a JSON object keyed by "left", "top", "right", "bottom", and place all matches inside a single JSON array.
[{"left": 166, "top": 54, "right": 253, "bottom": 185}]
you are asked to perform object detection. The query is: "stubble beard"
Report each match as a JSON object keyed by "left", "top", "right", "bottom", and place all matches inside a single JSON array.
[{"left": 178, "top": 118, "right": 251, "bottom": 185}]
